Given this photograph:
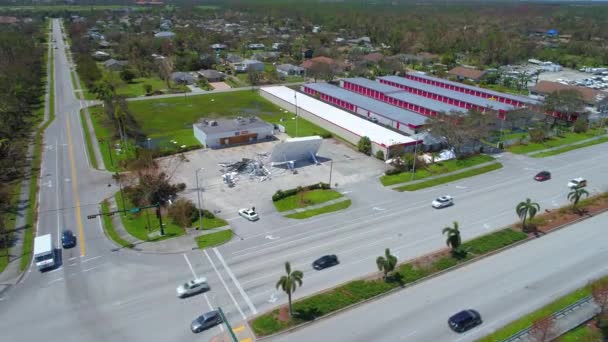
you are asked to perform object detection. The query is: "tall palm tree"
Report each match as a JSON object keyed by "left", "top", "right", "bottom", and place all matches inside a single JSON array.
[
  {"left": 516, "top": 198, "right": 540, "bottom": 230},
  {"left": 276, "top": 262, "right": 303, "bottom": 318},
  {"left": 376, "top": 248, "right": 398, "bottom": 280},
  {"left": 442, "top": 221, "right": 462, "bottom": 251},
  {"left": 568, "top": 188, "right": 589, "bottom": 213}
]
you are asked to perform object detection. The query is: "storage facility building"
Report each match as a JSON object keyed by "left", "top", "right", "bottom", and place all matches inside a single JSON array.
[
  {"left": 301, "top": 83, "right": 427, "bottom": 134},
  {"left": 259, "top": 86, "right": 419, "bottom": 158},
  {"left": 193, "top": 117, "right": 274, "bottom": 148}
]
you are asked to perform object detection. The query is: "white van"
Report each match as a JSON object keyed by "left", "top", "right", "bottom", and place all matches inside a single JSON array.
[{"left": 34, "top": 234, "right": 55, "bottom": 271}]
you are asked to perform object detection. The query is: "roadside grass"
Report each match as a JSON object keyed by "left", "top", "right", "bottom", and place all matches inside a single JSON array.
[
  {"left": 88, "top": 105, "right": 137, "bottom": 172},
  {"left": 380, "top": 154, "right": 495, "bottom": 186},
  {"left": 251, "top": 227, "right": 527, "bottom": 337},
  {"left": 127, "top": 90, "right": 330, "bottom": 140},
  {"left": 80, "top": 109, "right": 98, "bottom": 169},
  {"left": 0, "top": 181, "right": 21, "bottom": 272},
  {"left": 507, "top": 128, "right": 606, "bottom": 154},
  {"left": 273, "top": 189, "right": 343, "bottom": 212},
  {"left": 75, "top": 73, "right": 96, "bottom": 100},
  {"left": 478, "top": 83, "right": 528, "bottom": 95},
  {"left": 224, "top": 77, "right": 241, "bottom": 88},
  {"left": 195, "top": 229, "right": 233, "bottom": 249},
  {"left": 116, "top": 76, "right": 167, "bottom": 98},
  {"left": 100, "top": 200, "right": 134, "bottom": 248},
  {"left": 257, "top": 111, "right": 331, "bottom": 138},
  {"left": 394, "top": 163, "right": 503, "bottom": 191},
  {"left": 284, "top": 76, "right": 305, "bottom": 83},
  {"left": 116, "top": 194, "right": 185, "bottom": 242},
  {"left": 201, "top": 216, "right": 229, "bottom": 230},
  {"left": 558, "top": 323, "right": 602, "bottom": 341},
  {"left": 285, "top": 200, "right": 352, "bottom": 219},
  {"left": 478, "top": 277, "right": 607, "bottom": 341},
  {"left": 532, "top": 136, "right": 608, "bottom": 158}
]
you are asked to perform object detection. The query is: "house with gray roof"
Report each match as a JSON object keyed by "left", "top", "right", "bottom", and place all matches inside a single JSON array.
[
  {"left": 170, "top": 72, "right": 196, "bottom": 85},
  {"left": 198, "top": 69, "right": 225, "bottom": 82},
  {"left": 277, "top": 64, "right": 304, "bottom": 77},
  {"left": 233, "top": 59, "right": 264, "bottom": 73},
  {"left": 154, "top": 31, "right": 175, "bottom": 39},
  {"left": 103, "top": 59, "right": 128, "bottom": 71}
]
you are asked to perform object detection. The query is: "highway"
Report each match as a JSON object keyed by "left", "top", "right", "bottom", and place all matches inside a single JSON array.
[{"left": 0, "top": 18, "right": 607, "bottom": 342}]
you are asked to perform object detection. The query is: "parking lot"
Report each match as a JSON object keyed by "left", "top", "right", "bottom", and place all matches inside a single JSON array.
[{"left": 158, "top": 136, "right": 386, "bottom": 217}]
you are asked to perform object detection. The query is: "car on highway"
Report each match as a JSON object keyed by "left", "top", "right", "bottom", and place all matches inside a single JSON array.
[
  {"left": 61, "top": 230, "right": 76, "bottom": 249},
  {"left": 238, "top": 208, "right": 259, "bottom": 221},
  {"left": 176, "top": 278, "right": 209, "bottom": 298},
  {"left": 191, "top": 310, "right": 222, "bottom": 333},
  {"left": 567, "top": 178, "right": 587, "bottom": 189},
  {"left": 448, "top": 309, "right": 482, "bottom": 333},
  {"left": 313, "top": 255, "right": 339, "bottom": 270},
  {"left": 432, "top": 195, "right": 454, "bottom": 209},
  {"left": 534, "top": 171, "right": 551, "bottom": 181}
]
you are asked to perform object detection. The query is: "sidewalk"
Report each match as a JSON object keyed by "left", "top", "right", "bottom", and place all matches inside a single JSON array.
[
  {"left": 0, "top": 37, "right": 53, "bottom": 294},
  {"left": 526, "top": 132, "right": 608, "bottom": 156},
  {"left": 279, "top": 197, "right": 351, "bottom": 216},
  {"left": 107, "top": 197, "right": 231, "bottom": 254},
  {"left": 387, "top": 160, "right": 500, "bottom": 189}
]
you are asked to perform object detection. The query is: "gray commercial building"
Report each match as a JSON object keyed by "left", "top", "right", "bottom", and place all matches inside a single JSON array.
[{"left": 193, "top": 117, "right": 274, "bottom": 148}]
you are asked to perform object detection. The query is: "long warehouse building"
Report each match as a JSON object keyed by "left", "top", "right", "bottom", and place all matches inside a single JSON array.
[
  {"left": 259, "top": 86, "right": 420, "bottom": 158},
  {"left": 301, "top": 82, "right": 428, "bottom": 135}
]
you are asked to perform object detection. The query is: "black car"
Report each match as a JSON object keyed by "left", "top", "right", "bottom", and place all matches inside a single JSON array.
[
  {"left": 312, "top": 255, "right": 339, "bottom": 270},
  {"left": 190, "top": 310, "right": 222, "bottom": 333},
  {"left": 534, "top": 171, "right": 551, "bottom": 181},
  {"left": 448, "top": 309, "right": 482, "bottom": 333},
  {"left": 61, "top": 230, "right": 76, "bottom": 249}
]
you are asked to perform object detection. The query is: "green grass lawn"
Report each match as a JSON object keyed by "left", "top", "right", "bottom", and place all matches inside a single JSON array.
[
  {"left": 116, "top": 76, "right": 167, "bottom": 98},
  {"left": 0, "top": 180, "right": 21, "bottom": 272},
  {"left": 116, "top": 194, "right": 185, "bottom": 242},
  {"left": 532, "top": 136, "right": 608, "bottom": 158},
  {"left": 286, "top": 200, "right": 352, "bottom": 219},
  {"left": 80, "top": 110, "right": 98, "bottom": 169},
  {"left": 128, "top": 89, "right": 330, "bottom": 141},
  {"left": 201, "top": 216, "right": 229, "bottom": 230},
  {"left": 380, "top": 154, "right": 495, "bottom": 186},
  {"left": 100, "top": 200, "right": 134, "bottom": 249},
  {"left": 478, "top": 83, "right": 528, "bottom": 95},
  {"left": 395, "top": 163, "right": 503, "bottom": 191},
  {"left": 87, "top": 106, "right": 137, "bottom": 172},
  {"left": 507, "top": 128, "right": 606, "bottom": 154},
  {"left": 273, "top": 189, "right": 343, "bottom": 212},
  {"left": 195, "top": 229, "right": 233, "bottom": 249}
]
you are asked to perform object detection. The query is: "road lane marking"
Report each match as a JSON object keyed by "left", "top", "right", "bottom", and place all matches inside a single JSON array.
[
  {"left": 82, "top": 263, "right": 106, "bottom": 272},
  {"left": 213, "top": 248, "right": 258, "bottom": 315},
  {"left": 47, "top": 277, "right": 64, "bottom": 286},
  {"left": 203, "top": 249, "right": 247, "bottom": 320},
  {"left": 183, "top": 254, "right": 198, "bottom": 279},
  {"left": 55, "top": 139, "right": 61, "bottom": 247},
  {"left": 81, "top": 255, "right": 101, "bottom": 263},
  {"left": 240, "top": 338, "right": 252, "bottom": 342},
  {"left": 65, "top": 113, "right": 86, "bottom": 257}
]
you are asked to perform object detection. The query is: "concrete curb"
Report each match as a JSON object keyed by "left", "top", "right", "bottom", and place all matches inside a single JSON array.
[{"left": 254, "top": 204, "right": 608, "bottom": 340}]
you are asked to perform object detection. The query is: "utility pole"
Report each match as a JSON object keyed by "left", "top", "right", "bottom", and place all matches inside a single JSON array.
[
  {"left": 328, "top": 159, "right": 333, "bottom": 188},
  {"left": 195, "top": 168, "right": 204, "bottom": 230},
  {"left": 410, "top": 140, "right": 419, "bottom": 181},
  {"left": 217, "top": 307, "right": 238, "bottom": 342}
]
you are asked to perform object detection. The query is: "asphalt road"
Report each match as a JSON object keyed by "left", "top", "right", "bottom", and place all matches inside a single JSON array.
[
  {"left": 0, "top": 18, "right": 607, "bottom": 342},
  {"left": 269, "top": 212, "right": 608, "bottom": 342}
]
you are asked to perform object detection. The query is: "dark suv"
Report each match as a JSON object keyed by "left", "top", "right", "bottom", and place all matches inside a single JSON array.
[
  {"left": 448, "top": 309, "right": 482, "bottom": 333},
  {"left": 312, "top": 255, "right": 339, "bottom": 270},
  {"left": 61, "top": 230, "right": 76, "bottom": 249}
]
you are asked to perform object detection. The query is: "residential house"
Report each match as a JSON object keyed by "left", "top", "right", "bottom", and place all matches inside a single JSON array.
[
  {"left": 362, "top": 52, "right": 384, "bottom": 64},
  {"left": 303, "top": 49, "right": 314, "bottom": 59},
  {"left": 92, "top": 51, "right": 111, "bottom": 60},
  {"left": 170, "top": 72, "right": 196, "bottom": 85},
  {"left": 103, "top": 59, "right": 128, "bottom": 71},
  {"left": 98, "top": 40, "right": 111, "bottom": 49},
  {"left": 348, "top": 36, "right": 371, "bottom": 46},
  {"left": 276, "top": 64, "right": 305, "bottom": 78},
  {"left": 225, "top": 54, "right": 243, "bottom": 64},
  {"left": 210, "top": 43, "right": 227, "bottom": 52},
  {"left": 530, "top": 81, "right": 608, "bottom": 113},
  {"left": 248, "top": 43, "right": 265, "bottom": 50},
  {"left": 233, "top": 59, "right": 264, "bottom": 73},
  {"left": 271, "top": 42, "right": 284, "bottom": 51},
  {"left": 154, "top": 31, "right": 175, "bottom": 39},
  {"left": 0, "top": 16, "right": 18, "bottom": 24},
  {"left": 252, "top": 51, "right": 280, "bottom": 62},
  {"left": 447, "top": 66, "right": 487, "bottom": 82},
  {"left": 198, "top": 69, "right": 226, "bottom": 82},
  {"left": 301, "top": 56, "right": 344, "bottom": 72}
]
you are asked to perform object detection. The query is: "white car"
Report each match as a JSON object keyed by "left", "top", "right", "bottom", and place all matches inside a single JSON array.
[
  {"left": 432, "top": 195, "right": 454, "bottom": 209},
  {"left": 238, "top": 208, "right": 259, "bottom": 221},
  {"left": 176, "top": 278, "right": 209, "bottom": 298},
  {"left": 567, "top": 178, "right": 587, "bottom": 189}
]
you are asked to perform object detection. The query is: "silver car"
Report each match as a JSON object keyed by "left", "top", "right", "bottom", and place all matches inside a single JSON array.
[
  {"left": 238, "top": 208, "right": 259, "bottom": 221},
  {"left": 432, "top": 195, "right": 454, "bottom": 209},
  {"left": 176, "top": 278, "right": 209, "bottom": 298},
  {"left": 191, "top": 310, "right": 222, "bottom": 333}
]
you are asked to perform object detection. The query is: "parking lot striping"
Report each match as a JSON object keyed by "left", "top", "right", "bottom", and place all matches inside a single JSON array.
[
  {"left": 203, "top": 293, "right": 224, "bottom": 332},
  {"left": 203, "top": 249, "right": 247, "bottom": 320},
  {"left": 213, "top": 248, "right": 258, "bottom": 315},
  {"left": 402, "top": 331, "right": 417, "bottom": 339},
  {"left": 183, "top": 253, "right": 198, "bottom": 279},
  {"left": 81, "top": 255, "right": 102, "bottom": 263}
]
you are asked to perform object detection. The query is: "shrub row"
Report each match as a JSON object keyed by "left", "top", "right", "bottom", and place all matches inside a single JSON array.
[{"left": 272, "top": 182, "right": 330, "bottom": 202}]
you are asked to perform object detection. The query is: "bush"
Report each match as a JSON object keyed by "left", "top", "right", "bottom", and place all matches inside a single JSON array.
[
  {"left": 573, "top": 117, "right": 589, "bottom": 133},
  {"left": 120, "top": 68, "right": 136, "bottom": 82},
  {"left": 431, "top": 257, "right": 460, "bottom": 271},
  {"left": 357, "top": 136, "right": 372, "bottom": 155},
  {"left": 461, "top": 228, "right": 527, "bottom": 255},
  {"left": 384, "top": 168, "right": 402, "bottom": 176},
  {"left": 529, "top": 128, "right": 546, "bottom": 143},
  {"left": 272, "top": 183, "right": 330, "bottom": 201},
  {"left": 167, "top": 199, "right": 198, "bottom": 227},
  {"left": 375, "top": 150, "right": 385, "bottom": 160}
]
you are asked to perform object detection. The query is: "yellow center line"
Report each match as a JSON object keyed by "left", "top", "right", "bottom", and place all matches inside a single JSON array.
[{"left": 66, "top": 115, "right": 86, "bottom": 257}]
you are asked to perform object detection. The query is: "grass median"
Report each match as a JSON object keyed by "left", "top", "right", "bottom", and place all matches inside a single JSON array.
[
  {"left": 507, "top": 128, "right": 606, "bottom": 154},
  {"left": 286, "top": 200, "right": 352, "bottom": 219},
  {"left": 80, "top": 109, "right": 98, "bottom": 169},
  {"left": 394, "top": 163, "right": 503, "bottom": 191},
  {"left": 250, "top": 227, "right": 527, "bottom": 337},
  {"left": 116, "top": 194, "right": 185, "bottom": 242},
  {"left": 532, "top": 136, "right": 608, "bottom": 158},
  {"left": 195, "top": 229, "right": 233, "bottom": 249},
  {"left": 274, "top": 189, "right": 343, "bottom": 212},
  {"left": 380, "top": 154, "right": 495, "bottom": 186},
  {"left": 100, "top": 200, "right": 134, "bottom": 249}
]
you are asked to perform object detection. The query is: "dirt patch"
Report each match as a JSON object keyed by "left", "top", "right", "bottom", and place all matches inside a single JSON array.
[
  {"left": 276, "top": 306, "right": 290, "bottom": 323},
  {"left": 526, "top": 194, "right": 608, "bottom": 235},
  {"left": 411, "top": 248, "right": 452, "bottom": 270}
]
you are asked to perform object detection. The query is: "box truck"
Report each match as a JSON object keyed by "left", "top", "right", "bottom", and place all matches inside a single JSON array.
[{"left": 34, "top": 234, "right": 55, "bottom": 271}]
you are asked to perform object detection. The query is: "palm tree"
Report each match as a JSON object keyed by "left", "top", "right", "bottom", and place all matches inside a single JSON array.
[
  {"left": 516, "top": 198, "right": 540, "bottom": 231},
  {"left": 568, "top": 188, "right": 589, "bottom": 213},
  {"left": 442, "top": 221, "right": 462, "bottom": 252},
  {"left": 376, "top": 248, "right": 397, "bottom": 280},
  {"left": 276, "top": 262, "right": 303, "bottom": 318}
]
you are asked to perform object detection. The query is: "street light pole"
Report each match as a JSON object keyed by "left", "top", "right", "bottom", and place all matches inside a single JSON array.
[
  {"left": 328, "top": 159, "right": 333, "bottom": 188},
  {"left": 195, "top": 168, "right": 204, "bottom": 230},
  {"left": 410, "top": 140, "right": 419, "bottom": 181}
]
